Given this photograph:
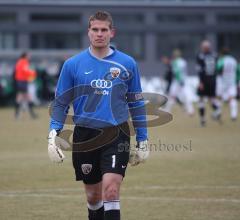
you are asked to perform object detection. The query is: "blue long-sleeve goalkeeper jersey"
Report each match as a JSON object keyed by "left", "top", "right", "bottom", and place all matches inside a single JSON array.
[{"left": 49, "top": 47, "right": 148, "bottom": 142}]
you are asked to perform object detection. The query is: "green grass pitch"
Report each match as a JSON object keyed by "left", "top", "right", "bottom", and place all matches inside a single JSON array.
[{"left": 0, "top": 105, "right": 240, "bottom": 220}]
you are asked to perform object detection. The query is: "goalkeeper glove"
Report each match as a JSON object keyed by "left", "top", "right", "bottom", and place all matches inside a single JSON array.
[
  {"left": 48, "top": 129, "right": 65, "bottom": 163},
  {"left": 129, "top": 140, "right": 150, "bottom": 166}
]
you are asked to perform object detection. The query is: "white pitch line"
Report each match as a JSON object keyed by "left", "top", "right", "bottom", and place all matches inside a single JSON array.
[
  {"left": 0, "top": 193, "right": 78, "bottom": 199},
  {"left": 0, "top": 193, "right": 240, "bottom": 204},
  {"left": 127, "top": 185, "right": 240, "bottom": 190},
  {"left": 124, "top": 196, "right": 240, "bottom": 204},
  {"left": 0, "top": 185, "right": 240, "bottom": 195},
  {"left": 0, "top": 188, "right": 84, "bottom": 194}
]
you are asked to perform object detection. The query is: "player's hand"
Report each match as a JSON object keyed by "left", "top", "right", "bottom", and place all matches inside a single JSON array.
[
  {"left": 129, "top": 140, "right": 150, "bottom": 166},
  {"left": 48, "top": 130, "right": 65, "bottom": 163}
]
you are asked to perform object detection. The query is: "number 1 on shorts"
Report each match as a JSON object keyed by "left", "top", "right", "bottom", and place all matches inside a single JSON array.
[{"left": 112, "top": 155, "right": 116, "bottom": 168}]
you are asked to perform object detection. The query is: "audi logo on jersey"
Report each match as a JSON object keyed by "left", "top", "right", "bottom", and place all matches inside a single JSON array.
[{"left": 91, "top": 79, "right": 112, "bottom": 89}]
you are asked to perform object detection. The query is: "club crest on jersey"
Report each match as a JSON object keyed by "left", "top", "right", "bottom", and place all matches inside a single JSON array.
[
  {"left": 81, "top": 164, "right": 92, "bottom": 175},
  {"left": 110, "top": 67, "right": 121, "bottom": 78}
]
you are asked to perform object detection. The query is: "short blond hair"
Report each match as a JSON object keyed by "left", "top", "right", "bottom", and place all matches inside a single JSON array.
[{"left": 88, "top": 11, "right": 113, "bottom": 29}]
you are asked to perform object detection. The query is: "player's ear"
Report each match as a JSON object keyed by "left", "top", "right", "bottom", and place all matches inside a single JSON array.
[
  {"left": 87, "top": 28, "right": 90, "bottom": 38},
  {"left": 110, "top": 28, "right": 116, "bottom": 38}
]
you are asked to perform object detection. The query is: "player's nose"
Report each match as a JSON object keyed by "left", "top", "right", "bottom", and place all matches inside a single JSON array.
[{"left": 97, "top": 31, "right": 103, "bottom": 36}]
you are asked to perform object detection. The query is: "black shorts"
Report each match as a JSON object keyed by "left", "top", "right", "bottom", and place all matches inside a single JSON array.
[
  {"left": 16, "top": 81, "right": 28, "bottom": 93},
  {"left": 72, "top": 122, "right": 130, "bottom": 184},
  {"left": 198, "top": 77, "right": 216, "bottom": 97}
]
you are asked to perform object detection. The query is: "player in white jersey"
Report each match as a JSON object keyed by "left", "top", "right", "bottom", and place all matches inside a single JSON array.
[
  {"left": 165, "top": 49, "right": 194, "bottom": 115},
  {"left": 216, "top": 47, "right": 238, "bottom": 120},
  {"left": 237, "top": 60, "right": 240, "bottom": 99}
]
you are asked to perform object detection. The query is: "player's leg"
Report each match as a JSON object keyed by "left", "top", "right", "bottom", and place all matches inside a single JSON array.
[
  {"left": 72, "top": 126, "right": 104, "bottom": 220},
  {"left": 102, "top": 173, "right": 123, "bottom": 220},
  {"left": 197, "top": 79, "right": 208, "bottom": 126},
  {"left": 84, "top": 182, "right": 104, "bottom": 220},
  {"left": 73, "top": 157, "right": 104, "bottom": 220},
  {"left": 165, "top": 81, "right": 178, "bottom": 113},
  {"left": 15, "top": 81, "right": 27, "bottom": 118},
  {"left": 185, "top": 100, "right": 194, "bottom": 116},
  {"left": 26, "top": 83, "right": 38, "bottom": 119},
  {"left": 209, "top": 77, "right": 222, "bottom": 122},
  {"left": 182, "top": 85, "right": 194, "bottom": 116},
  {"left": 28, "top": 101, "right": 38, "bottom": 118},
  {"left": 198, "top": 96, "right": 206, "bottom": 126},
  {"left": 15, "top": 92, "right": 22, "bottom": 118},
  {"left": 210, "top": 97, "right": 222, "bottom": 121},
  {"left": 101, "top": 122, "right": 130, "bottom": 220},
  {"left": 228, "top": 86, "right": 238, "bottom": 121},
  {"left": 229, "top": 97, "right": 238, "bottom": 120}
]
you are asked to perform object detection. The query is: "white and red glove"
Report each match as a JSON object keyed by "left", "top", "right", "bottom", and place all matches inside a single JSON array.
[
  {"left": 129, "top": 140, "right": 150, "bottom": 166},
  {"left": 47, "top": 130, "right": 71, "bottom": 163}
]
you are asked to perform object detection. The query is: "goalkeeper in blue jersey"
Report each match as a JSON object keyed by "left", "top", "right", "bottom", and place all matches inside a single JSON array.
[{"left": 47, "top": 11, "right": 149, "bottom": 220}]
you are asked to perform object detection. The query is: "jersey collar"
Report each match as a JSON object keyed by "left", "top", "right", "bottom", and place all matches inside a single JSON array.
[{"left": 88, "top": 46, "right": 116, "bottom": 60}]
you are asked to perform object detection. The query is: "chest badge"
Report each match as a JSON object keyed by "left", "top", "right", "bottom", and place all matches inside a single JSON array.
[{"left": 110, "top": 67, "right": 121, "bottom": 78}]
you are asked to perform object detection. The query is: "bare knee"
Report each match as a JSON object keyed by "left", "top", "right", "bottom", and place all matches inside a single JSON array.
[
  {"left": 103, "top": 183, "right": 119, "bottom": 201},
  {"left": 86, "top": 190, "right": 102, "bottom": 205},
  {"left": 102, "top": 174, "right": 122, "bottom": 201},
  {"left": 84, "top": 183, "right": 102, "bottom": 205}
]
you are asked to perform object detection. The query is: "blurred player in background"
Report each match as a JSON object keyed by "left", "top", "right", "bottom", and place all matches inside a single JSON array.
[
  {"left": 196, "top": 40, "right": 221, "bottom": 126},
  {"left": 48, "top": 11, "right": 149, "bottom": 220},
  {"left": 165, "top": 49, "right": 194, "bottom": 115},
  {"left": 14, "top": 52, "right": 37, "bottom": 119},
  {"left": 28, "top": 68, "right": 40, "bottom": 107},
  {"left": 161, "top": 56, "right": 173, "bottom": 95},
  {"left": 237, "top": 59, "right": 240, "bottom": 100},
  {"left": 216, "top": 47, "right": 238, "bottom": 121}
]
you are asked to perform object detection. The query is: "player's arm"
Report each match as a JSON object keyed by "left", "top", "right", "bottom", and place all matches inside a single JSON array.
[
  {"left": 22, "top": 60, "right": 36, "bottom": 81},
  {"left": 236, "top": 63, "right": 240, "bottom": 84},
  {"left": 196, "top": 54, "right": 205, "bottom": 90},
  {"left": 127, "top": 60, "right": 149, "bottom": 166},
  {"left": 48, "top": 60, "right": 74, "bottom": 163},
  {"left": 216, "top": 57, "right": 224, "bottom": 75}
]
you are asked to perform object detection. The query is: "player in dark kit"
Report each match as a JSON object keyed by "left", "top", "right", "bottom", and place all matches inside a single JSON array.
[
  {"left": 47, "top": 11, "right": 149, "bottom": 220},
  {"left": 196, "top": 40, "right": 221, "bottom": 126}
]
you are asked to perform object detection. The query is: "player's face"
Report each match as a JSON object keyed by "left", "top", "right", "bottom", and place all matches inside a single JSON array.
[
  {"left": 201, "top": 41, "right": 211, "bottom": 53},
  {"left": 88, "top": 20, "right": 114, "bottom": 49}
]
